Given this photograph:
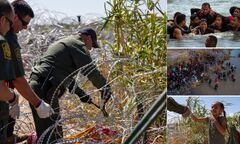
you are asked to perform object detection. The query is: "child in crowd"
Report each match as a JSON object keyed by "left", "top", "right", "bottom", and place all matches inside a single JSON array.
[
  {"left": 189, "top": 14, "right": 200, "bottom": 31},
  {"left": 193, "top": 19, "right": 214, "bottom": 35}
]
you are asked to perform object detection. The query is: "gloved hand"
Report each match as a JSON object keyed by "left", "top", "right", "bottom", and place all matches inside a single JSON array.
[
  {"left": 100, "top": 85, "right": 112, "bottom": 105},
  {"left": 9, "top": 92, "right": 20, "bottom": 119},
  {"left": 35, "top": 100, "right": 54, "bottom": 118}
]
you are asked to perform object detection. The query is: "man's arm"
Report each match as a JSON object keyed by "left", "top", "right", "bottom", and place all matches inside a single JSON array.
[
  {"left": 167, "top": 97, "right": 186, "bottom": 114},
  {"left": 68, "top": 80, "right": 91, "bottom": 103},
  {"left": 12, "top": 76, "right": 41, "bottom": 107},
  {"left": 70, "top": 43, "right": 111, "bottom": 104},
  {"left": 70, "top": 44, "right": 107, "bottom": 89}
]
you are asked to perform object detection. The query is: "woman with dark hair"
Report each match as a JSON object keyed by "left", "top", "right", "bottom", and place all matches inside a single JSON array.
[
  {"left": 210, "top": 14, "right": 229, "bottom": 32},
  {"left": 167, "top": 12, "right": 182, "bottom": 34},
  {"left": 169, "top": 14, "right": 188, "bottom": 40}
]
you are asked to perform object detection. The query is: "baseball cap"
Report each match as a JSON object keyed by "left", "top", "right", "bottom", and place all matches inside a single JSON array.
[{"left": 79, "top": 27, "right": 100, "bottom": 48}]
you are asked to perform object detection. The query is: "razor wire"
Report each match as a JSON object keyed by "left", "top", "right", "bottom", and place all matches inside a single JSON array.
[
  {"left": 1, "top": 12, "right": 167, "bottom": 143},
  {"left": 35, "top": 58, "right": 165, "bottom": 143}
]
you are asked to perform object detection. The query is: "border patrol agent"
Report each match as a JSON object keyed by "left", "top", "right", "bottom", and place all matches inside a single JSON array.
[
  {"left": 4, "top": 0, "right": 54, "bottom": 143},
  {"left": 0, "top": 0, "right": 15, "bottom": 142},
  {"left": 0, "top": 36, "right": 15, "bottom": 144},
  {"left": 29, "top": 27, "right": 112, "bottom": 143}
]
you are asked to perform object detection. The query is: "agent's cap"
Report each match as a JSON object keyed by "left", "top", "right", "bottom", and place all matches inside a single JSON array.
[{"left": 79, "top": 27, "right": 99, "bottom": 48}]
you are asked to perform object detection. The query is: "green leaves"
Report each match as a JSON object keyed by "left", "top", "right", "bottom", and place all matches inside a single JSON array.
[
  {"left": 103, "top": 0, "right": 166, "bottom": 68},
  {"left": 101, "top": 1, "right": 166, "bottom": 142}
]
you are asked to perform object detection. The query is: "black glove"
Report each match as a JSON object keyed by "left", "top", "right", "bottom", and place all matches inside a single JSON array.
[{"left": 101, "top": 85, "right": 112, "bottom": 104}]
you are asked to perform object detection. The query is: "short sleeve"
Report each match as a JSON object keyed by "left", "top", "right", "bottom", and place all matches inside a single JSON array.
[
  {"left": 0, "top": 39, "right": 16, "bottom": 80},
  {"left": 5, "top": 32, "right": 25, "bottom": 77}
]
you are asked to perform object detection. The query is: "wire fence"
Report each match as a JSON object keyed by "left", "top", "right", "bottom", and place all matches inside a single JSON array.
[{"left": 2, "top": 10, "right": 167, "bottom": 143}]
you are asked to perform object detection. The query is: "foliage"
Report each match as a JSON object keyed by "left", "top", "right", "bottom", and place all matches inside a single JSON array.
[
  {"left": 168, "top": 97, "right": 209, "bottom": 144},
  {"left": 103, "top": 0, "right": 166, "bottom": 67},
  {"left": 184, "top": 97, "right": 209, "bottom": 144},
  {"left": 102, "top": 0, "right": 167, "bottom": 143}
]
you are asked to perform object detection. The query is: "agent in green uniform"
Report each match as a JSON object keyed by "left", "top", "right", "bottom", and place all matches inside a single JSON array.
[
  {"left": 4, "top": 0, "right": 54, "bottom": 143},
  {"left": 29, "top": 27, "right": 112, "bottom": 143},
  {"left": 0, "top": 0, "right": 15, "bottom": 143}
]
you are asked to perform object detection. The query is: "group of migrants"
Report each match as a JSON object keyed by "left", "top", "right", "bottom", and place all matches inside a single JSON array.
[
  {"left": 168, "top": 50, "right": 227, "bottom": 94},
  {"left": 168, "top": 2, "right": 240, "bottom": 40},
  {"left": 208, "top": 61, "right": 237, "bottom": 90},
  {"left": 0, "top": 0, "right": 112, "bottom": 143},
  {"left": 167, "top": 57, "right": 204, "bottom": 94}
]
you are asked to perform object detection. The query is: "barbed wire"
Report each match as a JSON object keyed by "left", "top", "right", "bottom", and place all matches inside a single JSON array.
[{"left": 0, "top": 9, "right": 167, "bottom": 143}]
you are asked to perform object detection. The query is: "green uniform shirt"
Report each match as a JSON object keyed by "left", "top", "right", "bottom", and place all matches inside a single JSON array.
[
  {"left": 0, "top": 35, "right": 12, "bottom": 142},
  {"left": 5, "top": 31, "right": 25, "bottom": 77},
  {"left": 32, "top": 35, "right": 106, "bottom": 89},
  {"left": 0, "top": 35, "right": 15, "bottom": 81}
]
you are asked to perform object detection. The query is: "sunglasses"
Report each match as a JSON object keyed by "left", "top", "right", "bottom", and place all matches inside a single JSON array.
[
  {"left": 18, "top": 15, "right": 29, "bottom": 26},
  {"left": 4, "top": 16, "right": 13, "bottom": 26}
]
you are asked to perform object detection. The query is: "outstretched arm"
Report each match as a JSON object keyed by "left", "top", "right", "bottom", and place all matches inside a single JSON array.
[
  {"left": 68, "top": 80, "right": 91, "bottom": 103},
  {"left": 12, "top": 76, "right": 54, "bottom": 118},
  {"left": 167, "top": 97, "right": 187, "bottom": 114},
  {"left": 191, "top": 114, "right": 208, "bottom": 123},
  {"left": 12, "top": 76, "right": 41, "bottom": 107}
]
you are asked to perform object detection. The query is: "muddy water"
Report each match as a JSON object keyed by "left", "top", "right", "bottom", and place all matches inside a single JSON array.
[{"left": 191, "top": 50, "right": 240, "bottom": 95}]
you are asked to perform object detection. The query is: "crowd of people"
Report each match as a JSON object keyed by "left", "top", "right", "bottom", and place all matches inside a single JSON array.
[
  {"left": 168, "top": 50, "right": 227, "bottom": 94},
  {"left": 168, "top": 2, "right": 240, "bottom": 40},
  {"left": 208, "top": 61, "right": 237, "bottom": 90}
]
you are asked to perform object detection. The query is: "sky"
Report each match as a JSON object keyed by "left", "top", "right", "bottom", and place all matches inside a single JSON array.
[
  {"left": 20, "top": 0, "right": 167, "bottom": 18},
  {"left": 168, "top": 96, "right": 240, "bottom": 124}
]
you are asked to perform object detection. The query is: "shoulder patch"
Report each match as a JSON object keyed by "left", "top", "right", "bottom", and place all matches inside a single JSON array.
[
  {"left": 14, "top": 48, "right": 22, "bottom": 61},
  {"left": 2, "top": 42, "right": 11, "bottom": 60}
]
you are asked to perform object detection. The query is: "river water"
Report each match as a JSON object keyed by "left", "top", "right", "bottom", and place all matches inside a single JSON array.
[
  {"left": 167, "top": 0, "right": 240, "bottom": 47},
  {"left": 191, "top": 50, "right": 240, "bottom": 95}
]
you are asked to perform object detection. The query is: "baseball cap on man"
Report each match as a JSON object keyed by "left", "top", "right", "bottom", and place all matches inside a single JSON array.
[{"left": 79, "top": 27, "right": 100, "bottom": 48}]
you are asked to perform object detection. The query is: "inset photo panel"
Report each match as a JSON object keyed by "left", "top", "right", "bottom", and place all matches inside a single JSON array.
[
  {"left": 167, "top": 49, "right": 240, "bottom": 95},
  {"left": 167, "top": 0, "right": 240, "bottom": 47},
  {"left": 167, "top": 96, "right": 240, "bottom": 144}
]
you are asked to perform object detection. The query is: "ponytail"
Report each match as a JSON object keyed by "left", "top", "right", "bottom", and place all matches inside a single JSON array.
[
  {"left": 218, "top": 102, "right": 229, "bottom": 134},
  {"left": 223, "top": 110, "right": 230, "bottom": 134}
]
